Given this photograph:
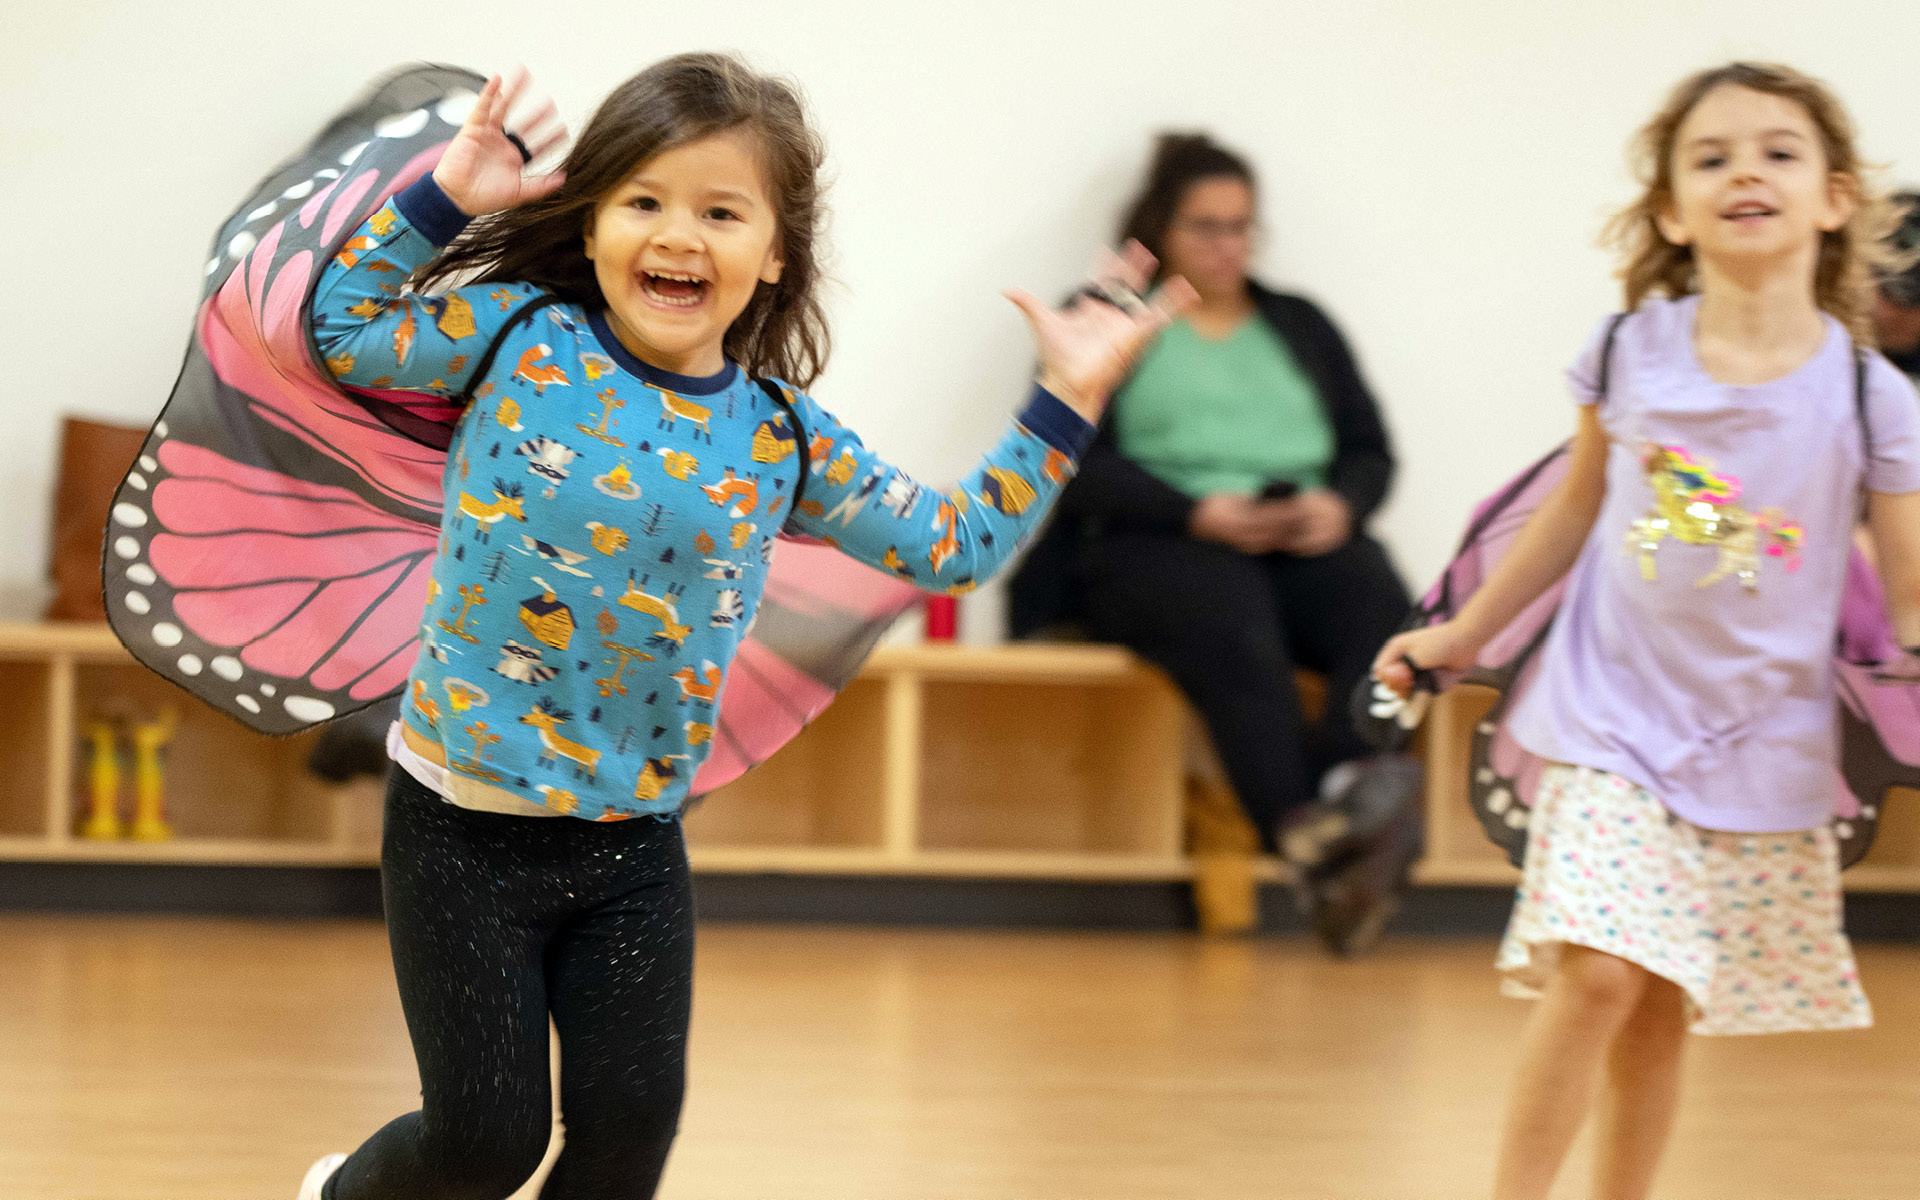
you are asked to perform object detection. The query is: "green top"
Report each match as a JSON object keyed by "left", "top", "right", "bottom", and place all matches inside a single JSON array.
[{"left": 1112, "top": 315, "right": 1335, "bottom": 499}]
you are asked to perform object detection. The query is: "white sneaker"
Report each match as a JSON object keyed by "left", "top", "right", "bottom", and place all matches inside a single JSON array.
[{"left": 297, "top": 1153, "right": 347, "bottom": 1200}]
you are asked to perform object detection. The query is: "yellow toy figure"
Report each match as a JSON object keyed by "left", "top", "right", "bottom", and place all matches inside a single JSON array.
[
  {"left": 80, "top": 720, "right": 122, "bottom": 840},
  {"left": 128, "top": 708, "right": 178, "bottom": 843}
]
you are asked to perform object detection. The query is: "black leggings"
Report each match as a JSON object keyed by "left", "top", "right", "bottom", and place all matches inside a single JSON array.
[
  {"left": 329, "top": 769, "right": 694, "bottom": 1200},
  {"left": 1080, "top": 531, "right": 1410, "bottom": 846}
]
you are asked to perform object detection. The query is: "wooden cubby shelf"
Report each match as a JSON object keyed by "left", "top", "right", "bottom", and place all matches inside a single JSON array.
[{"left": 0, "top": 625, "right": 1915, "bottom": 893}]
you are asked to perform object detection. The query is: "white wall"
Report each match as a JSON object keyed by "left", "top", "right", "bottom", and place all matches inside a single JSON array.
[{"left": 7, "top": 0, "right": 1917, "bottom": 634}]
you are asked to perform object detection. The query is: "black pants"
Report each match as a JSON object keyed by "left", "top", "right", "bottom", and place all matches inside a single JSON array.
[
  {"left": 1080, "top": 531, "right": 1409, "bottom": 847},
  {"left": 329, "top": 770, "right": 694, "bottom": 1200}
]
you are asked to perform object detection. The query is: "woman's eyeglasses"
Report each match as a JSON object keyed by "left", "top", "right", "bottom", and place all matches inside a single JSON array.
[{"left": 1173, "top": 217, "right": 1257, "bottom": 242}]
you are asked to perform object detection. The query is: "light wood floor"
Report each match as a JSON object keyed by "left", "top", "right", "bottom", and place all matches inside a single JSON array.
[{"left": 2, "top": 917, "right": 1917, "bottom": 1199}]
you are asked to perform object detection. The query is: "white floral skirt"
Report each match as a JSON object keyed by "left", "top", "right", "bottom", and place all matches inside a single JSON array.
[{"left": 1496, "top": 763, "right": 1871, "bottom": 1036}]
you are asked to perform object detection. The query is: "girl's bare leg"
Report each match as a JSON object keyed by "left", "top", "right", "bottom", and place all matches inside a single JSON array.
[
  {"left": 1591, "top": 975, "right": 1687, "bottom": 1200},
  {"left": 1491, "top": 946, "right": 1652, "bottom": 1200}
]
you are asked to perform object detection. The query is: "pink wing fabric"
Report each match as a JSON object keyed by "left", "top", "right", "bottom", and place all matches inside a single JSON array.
[
  {"left": 147, "top": 440, "right": 435, "bottom": 703},
  {"left": 692, "top": 538, "right": 918, "bottom": 793},
  {"left": 104, "top": 66, "right": 479, "bottom": 733},
  {"left": 107, "top": 65, "right": 920, "bottom": 790}
]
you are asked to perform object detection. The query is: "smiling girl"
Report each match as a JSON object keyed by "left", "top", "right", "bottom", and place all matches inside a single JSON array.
[
  {"left": 295, "top": 56, "right": 1188, "bottom": 1200},
  {"left": 1374, "top": 63, "right": 1920, "bottom": 1200}
]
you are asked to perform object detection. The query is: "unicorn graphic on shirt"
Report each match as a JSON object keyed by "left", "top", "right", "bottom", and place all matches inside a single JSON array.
[{"left": 1626, "top": 443, "right": 1804, "bottom": 591}]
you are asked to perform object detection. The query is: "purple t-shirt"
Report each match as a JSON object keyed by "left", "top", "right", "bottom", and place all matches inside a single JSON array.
[{"left": 1508, "top": 296, "right": 1920, "bottom": 832}]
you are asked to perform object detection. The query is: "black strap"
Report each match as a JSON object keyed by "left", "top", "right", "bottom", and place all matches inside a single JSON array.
[
  {"left": 456, "top": 293, "right": 565, "bottom": 403},
  {"left": 1855, "top": 345, "right": 1872, "bottom": 459},
  {"left": 753, "top": 378, "right": 809, "bottom": 512},
  {"left": 1593, "top": 311, "right": 1630, "bottom": 405}
]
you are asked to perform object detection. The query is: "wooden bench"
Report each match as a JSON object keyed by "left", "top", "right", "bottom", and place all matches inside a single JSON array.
[{"left": 1, "top": 626, "right": 1916, "bottom": 892}]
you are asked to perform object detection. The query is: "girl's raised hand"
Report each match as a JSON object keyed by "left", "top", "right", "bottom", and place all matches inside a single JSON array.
[
  {"left": 433, "top": 67, "right": 569, "bottom": 218},
  {"left": 1005, "top": 241, "right": 1198, "bottom": 423}
]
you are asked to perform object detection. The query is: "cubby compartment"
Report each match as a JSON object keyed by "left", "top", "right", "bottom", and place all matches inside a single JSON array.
[
  {"left": 69, "top": 662, "right": 328, "bottom": 845},
  {"left": 1416, "top": 685, "right": 1518, "bottom": 882},
  {"left": 916, "top": 675, "right": 1183, "bottom": 856},
  {"left": 0, "top": 658, "right": 54, "bottom": 837},
  {"left": 683, "top": 678, "right": 888, "bottom": 849},
  {"left": 1856, "top": 785, "right": 1920, "bottom": 879}
]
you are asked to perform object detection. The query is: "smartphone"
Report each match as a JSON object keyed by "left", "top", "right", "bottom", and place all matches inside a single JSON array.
[{"left": 1258, "top": 481, "right": 1299, "bottom": 501}]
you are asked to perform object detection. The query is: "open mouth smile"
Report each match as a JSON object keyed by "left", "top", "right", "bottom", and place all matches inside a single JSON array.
[
  {"left": 640, "top": 270, "right": 710, "bottom": 309},
  {"left": 1720, "top": 202, "right": 1779, "bottom": 224}
]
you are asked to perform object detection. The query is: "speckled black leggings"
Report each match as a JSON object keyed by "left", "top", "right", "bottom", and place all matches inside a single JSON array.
[{"left": 327, "top": 768, "right": 695, "bottom": 1200}]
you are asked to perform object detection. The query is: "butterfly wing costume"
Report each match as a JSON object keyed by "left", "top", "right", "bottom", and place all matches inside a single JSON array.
[{"left": 103, "top": 64, "right": 917, "bottom": 796}]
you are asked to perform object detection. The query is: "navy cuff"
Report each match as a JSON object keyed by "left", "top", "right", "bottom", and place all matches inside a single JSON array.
[
  {"left": 392, "top": 175, "right": 472, "bottom": 247},
  {"left": 1018, "top": 384, "right": 1097, "bottom": 460}
]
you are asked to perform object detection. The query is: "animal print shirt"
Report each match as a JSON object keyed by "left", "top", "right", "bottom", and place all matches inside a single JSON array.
[
  {"left": 312, "top": 176, "right": 1092, "bottom": 821},
  {"left": 1506, "top": 296, "right": 1920, "bottom": 832}
]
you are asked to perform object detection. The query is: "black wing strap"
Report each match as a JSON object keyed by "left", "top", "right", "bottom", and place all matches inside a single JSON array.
[
  {"left": 1856, "top": 344, "right": 1872, "bottom": 459},
  {"left": 754, "top": 377, "right": 810, "bottom": 514},
  {"left": 456, "top": 293, "right": 566, "bottom": 404},
  {"left": 1594, "top": 311, "right": 1629, "bottom": 405}
]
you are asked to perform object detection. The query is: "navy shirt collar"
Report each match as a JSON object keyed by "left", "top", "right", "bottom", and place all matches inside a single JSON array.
[{"left": 588, "top": 309, "right": 739, "bottom": 395}]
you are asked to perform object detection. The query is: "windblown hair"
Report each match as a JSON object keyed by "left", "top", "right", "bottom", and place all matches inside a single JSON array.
[
  {"left": 1117, "top": 132, "right": 1254, "bottom": 274},
  {"left": 1604, "top": 62, "right": 1905, "bottom": 343},
  {"left": 416, "top": 53, "right": 831, "bottom": 386}
]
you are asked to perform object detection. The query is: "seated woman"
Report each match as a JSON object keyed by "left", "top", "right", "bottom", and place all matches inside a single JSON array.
[
  {"left": 1011, "top": 134, "right": 1414, "bottom": 938},
  {"left": 1876, "top": 191, "right": 1920, "bottom": 387}
]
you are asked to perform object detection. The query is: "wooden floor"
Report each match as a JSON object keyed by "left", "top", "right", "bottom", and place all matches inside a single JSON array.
[{"left": 2, "top": 918, "right": 1918, "bottom": 1199}]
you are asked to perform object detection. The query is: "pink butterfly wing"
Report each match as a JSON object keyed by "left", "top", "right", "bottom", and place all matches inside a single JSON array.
[
  {"left": 145, "top": 439, "right": 436, "bottom": 708},
  {"left": 691, "top": 536, "right": 918, "bottom": 795}
]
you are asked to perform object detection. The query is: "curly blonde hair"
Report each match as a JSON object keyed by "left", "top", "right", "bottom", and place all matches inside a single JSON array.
[{"left": 1605, "top": 62, "right": 1907, "bottom": 344}]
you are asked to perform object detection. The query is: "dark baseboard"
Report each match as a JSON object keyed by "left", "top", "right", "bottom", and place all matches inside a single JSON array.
[
  {"left": 0, "top": 862, "right": 385, "bottom": 918},
  {"left": 0, "top": 863, "right": 1912, "bottom": 941},
  {"left": 688, "top": 874, "right": 1535, "bottom": 935}
]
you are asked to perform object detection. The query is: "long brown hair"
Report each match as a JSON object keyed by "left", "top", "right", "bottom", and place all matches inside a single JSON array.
[
  {"left": 1605, "top": 62, "right": 1903, "bottom": 343},
  {"left": 1117, "top": 133, "right": 1254, "bottom": 274},
  {"left": 416, "top": 53, "right": 831, "bottom": 386}
]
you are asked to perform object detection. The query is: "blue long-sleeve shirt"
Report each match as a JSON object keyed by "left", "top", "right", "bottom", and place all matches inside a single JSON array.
[{"left": 311, "top": 175, "right": 1092, "bottom": 819}]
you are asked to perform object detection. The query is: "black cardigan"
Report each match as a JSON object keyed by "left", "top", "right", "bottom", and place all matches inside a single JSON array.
[{"left": 1008, "top": 280, "right": 1396, "bottom": 637}]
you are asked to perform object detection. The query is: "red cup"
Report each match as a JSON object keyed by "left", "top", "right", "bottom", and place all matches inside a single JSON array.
[{"left": 924, "top": 594, "right": 957, "bottom": 642}]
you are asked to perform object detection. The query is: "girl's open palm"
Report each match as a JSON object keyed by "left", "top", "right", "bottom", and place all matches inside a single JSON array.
[
  {"left": 433, "top": 67, "right": 570, "bottom": 217},
  {"left": 1007, "top": 242, "right": 1197, "bottom": 422}
]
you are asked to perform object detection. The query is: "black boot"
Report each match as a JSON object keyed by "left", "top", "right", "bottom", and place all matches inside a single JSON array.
[
  {"left": 1312, "top": 798, "right": 1424, "bottom": 957},
  {"left": 1276, "top": 754, "right": 1425, "bottom": 957},
  {"left": 1281, "top": 753, "right": 1422, "bottom": 870}
]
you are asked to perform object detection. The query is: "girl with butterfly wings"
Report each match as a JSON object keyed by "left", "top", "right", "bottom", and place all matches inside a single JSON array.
[
  {"left": 1370, "top": 65, "right": 1920, "bottom": 1200},
  {"left": 117, "top": 57, "right": 1190, "bottom": 1200}
]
